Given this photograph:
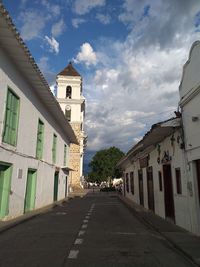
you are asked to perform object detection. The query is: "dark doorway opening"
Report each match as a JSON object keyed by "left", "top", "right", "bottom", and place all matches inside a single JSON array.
[
  {"left": 146, "top": 166, "right": 155, "bottom": 212},
  {"left": 195, "top": 160, "right": 200, "bottom": 205},
  {"left": 54, "top": 172, "right": 59, "bottom": 202},
  {"left": 65, "top": 176, "right": 68, "bottom": 198},
  {"left": 163, "top": 164, "right": 175, "bottom": 222},
  {"left": 138, "top": 170, "right": 144, "bottom": 206}
]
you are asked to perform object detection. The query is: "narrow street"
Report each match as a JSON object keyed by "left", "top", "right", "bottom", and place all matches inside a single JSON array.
[{"left": 0, "top": 191, "right": 196, "bottom": 267}]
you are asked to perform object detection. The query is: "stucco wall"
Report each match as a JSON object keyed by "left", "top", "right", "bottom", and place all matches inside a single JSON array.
[
  {"left": 182, "top": 94, "right": 200, "bottom": 155},
  {"left": 179, "top": 41, "right": 200, "bottom": 235},
  {"left": 56, "top": 76, "right": 82, "bottom": 99},
  {"left": 123, "top": 130, "right": 199, "bottom": 235},
  {"left": 0, "top": 46, "right": 70, "bottom": 219},
  {"left": 180, "top": 42, "right": 200, "bottom": 100}
]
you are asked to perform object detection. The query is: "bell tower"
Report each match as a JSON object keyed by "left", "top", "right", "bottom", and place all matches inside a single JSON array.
[{"left": 56, "top": 62, "right": 87, "bottom": 191}]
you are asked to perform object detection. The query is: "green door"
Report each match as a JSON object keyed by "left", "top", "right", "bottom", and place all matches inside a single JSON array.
[
  {"left": 0, "top": 163, "right": 12, "bottom": 219},
  {"left": 24, "top": 169, "right": 37, "bottom": 213},
  {"left": 54, "top": 172, "right": 59, "bottom": 201}
]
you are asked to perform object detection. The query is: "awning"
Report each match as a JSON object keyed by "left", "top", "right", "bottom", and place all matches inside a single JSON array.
[{"left": 61, "top": 166, "right": 75, "bottom": 172}]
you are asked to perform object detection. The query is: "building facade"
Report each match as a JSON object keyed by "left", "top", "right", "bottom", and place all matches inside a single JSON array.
[
  {"left": 117, "top": 41, "right": 200, "bottom": 236},
  {"left": 117, "top": 118, "right": 199, "bottom": 234},
  {"left": 0, "top": 4, "right": 77, "bottom": 220},
  {"left": 56, "top": 63, "right": 87, "bottom": 191},
  {"left": 179, "top": 41, "right": 200, "bottom": 235}
]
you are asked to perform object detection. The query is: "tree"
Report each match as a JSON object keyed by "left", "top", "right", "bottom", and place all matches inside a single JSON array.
[{"left": 88, "top": 147, "right": 124, "bottom": 183}]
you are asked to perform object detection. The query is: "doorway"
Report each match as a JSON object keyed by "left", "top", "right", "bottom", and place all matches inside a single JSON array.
[
  {"left": 65, "top": 176, "right": 68, "bottom": 198},
  {"left": 24, "top": 169, "right": 37, "bottom": 213},
  {"left": 195, "top": 160, "right": 200, "bottom": 205},
  {"left": 138, "top": 170, "right": 144, "bottom": 206},
  {"left": 54, "top": 172, "right": 59, "bottom": 201},
  {"left": 146, "top": 166, "right": 155, "bottom": 212},
  {"left": 0, "top": 163, "right": 12, "bottom": 218},
  {"left": 163, "top": 164, "right": 175, "bottom": 222}
]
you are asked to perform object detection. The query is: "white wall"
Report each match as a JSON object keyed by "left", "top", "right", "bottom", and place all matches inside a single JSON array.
[
  {"left": 122, "top": 130, "right": 199, "bottom": 234},
  {"left": 180, "top": 41, "right": 200, "bottom": 100},
  {"left": 57, "top": 76, "right": 82, "bottom": 99},
  {"left": 0, "top": 46, "right": 70, "bottom": 219},
  {"left": 179, "top": 41, "right": 200, "bottom": 235}
]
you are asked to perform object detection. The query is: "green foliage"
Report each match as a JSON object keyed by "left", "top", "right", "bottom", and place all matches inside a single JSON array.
[{"left": 88, "top": 147, "right": 124, "bottom": 183}]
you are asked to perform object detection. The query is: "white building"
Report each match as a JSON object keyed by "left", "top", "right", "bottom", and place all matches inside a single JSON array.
[
  {"left": 0, "top": 3, "right": 77, "bottom": 220},
  {"left": 179, "top": 41, "right": 200, "bottom": 235},
  {"left": 56, "top": 62, "right": 87, "bottom": 191},
  {"left": 117, "top": 41, "right": 200, "bottom": 236},
  {"left": 117, "top": 118, "right": 199, "bottom": 233}
]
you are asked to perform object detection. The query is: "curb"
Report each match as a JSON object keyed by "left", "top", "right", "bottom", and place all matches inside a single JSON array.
[{"left": 118, "top": 195, "right": 200, "bottom": 267}]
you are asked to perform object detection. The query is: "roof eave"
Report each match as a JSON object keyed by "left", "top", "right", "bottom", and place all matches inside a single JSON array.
[{"left": 0, "top": 3, "right": 77, "bottom": 144}]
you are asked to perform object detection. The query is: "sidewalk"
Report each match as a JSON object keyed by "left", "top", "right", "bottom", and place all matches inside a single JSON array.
[{"left": 119, "top": 194, "right": 200, "bottom": 267}]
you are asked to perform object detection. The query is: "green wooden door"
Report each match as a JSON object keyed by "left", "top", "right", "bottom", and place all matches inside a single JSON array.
[
  {"left": 54, "top": 172, "right": 59, "bottom": 201},
  {"left": 24, "top": 169, "right": 37, "bottom": 213},
  {"left": 0, "top": 164, "right": 12, "bottom": 219}
]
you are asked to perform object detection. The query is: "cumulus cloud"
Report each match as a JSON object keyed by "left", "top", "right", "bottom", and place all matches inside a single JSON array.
[
  {"left": 72, "top": 18, "right": 86, "bottom": 28},
  {"left": 74, "top": 43, "right": 97, "bottom": 66},
  {"left": 118, "top": 0, "right": 200, "bottom": 49},
  {"left": 45, "top": 36, "right": 59, "bottom": 54},
  {"left": 96, "top": 14, "right": 111, "bottom": 25},
  {"left": 41, "top": 0, "right": 61, "bottom": 17},
  {"left": 18, "top": 2, "right": 62, "bottom": 41},
  {"left": 51, "top": 18, "right": 66, "bottom": 37},
  {"left": 19, "top": 10, "right": 47, "bottom": 40},
  {"left": 83, "top": 0, "right": 200, "bottom": 153},
  {"left": 73, "top": 0, "right": 106, "bottom": 15}
]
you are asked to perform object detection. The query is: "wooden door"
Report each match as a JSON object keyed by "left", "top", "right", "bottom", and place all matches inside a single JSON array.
[
  {"left": 0, "top": 164, "right": 12, "bottom": 218},
  {"left": 138, "top": 170, "right": 144, "bottom": 206},
  {"left": 163, "top": 164, "right": 175, "bottom": 222},
  {"left": 24, "top": 169, "right": 37, "bottom": 213},
  {"left": 146, "top": 166, "right": 155, "bottom": 212}
]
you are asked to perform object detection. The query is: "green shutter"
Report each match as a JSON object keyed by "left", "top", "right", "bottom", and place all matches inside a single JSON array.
[
  {"left": 0, "top": 163, "right": 12, "bottom": 218},
  {"left": 52, "top": 134, "right": 57, "bottom": 164},
  {"left": 3, "top": 89, "right": 20, "bottom": 146},
  {"left": 36, "top": 120, "right": 44, "bottom": 159},
  {"left": 24, "top": 169, "right": 37, "bottom": 213}
]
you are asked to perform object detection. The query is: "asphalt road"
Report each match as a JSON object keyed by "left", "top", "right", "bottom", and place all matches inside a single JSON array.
[{"left": 0, "top": 191, "right": 196, "bottom": 267}]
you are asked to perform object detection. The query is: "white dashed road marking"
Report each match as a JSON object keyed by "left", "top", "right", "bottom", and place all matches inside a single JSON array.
[
  {"left": 75, "top": 238, "right": 83, "bottom": 245},
  {"left": 68, "top": 250, "right": 79, "bottom": 259},
  {"left": 78, "top": 230, "right": 85, "bottom": 236},
  {"left": 82, "top": 224, "right": 88, "bottom": 229},
  {"left": 67, "top": 203, "right": 95, "bottom": 261}
]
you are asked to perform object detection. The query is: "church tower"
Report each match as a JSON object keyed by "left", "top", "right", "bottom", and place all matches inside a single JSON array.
[{"left": 56, "top": 62, "right": 87, "bottom": 191}]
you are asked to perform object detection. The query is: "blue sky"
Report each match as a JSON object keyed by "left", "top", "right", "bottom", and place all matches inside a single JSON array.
[
  {"left": 3, "top": 0, "right": 128, "bottom": 79},
  {"left": 2, "top": 0, "right": 200, "bottom": 170}
]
